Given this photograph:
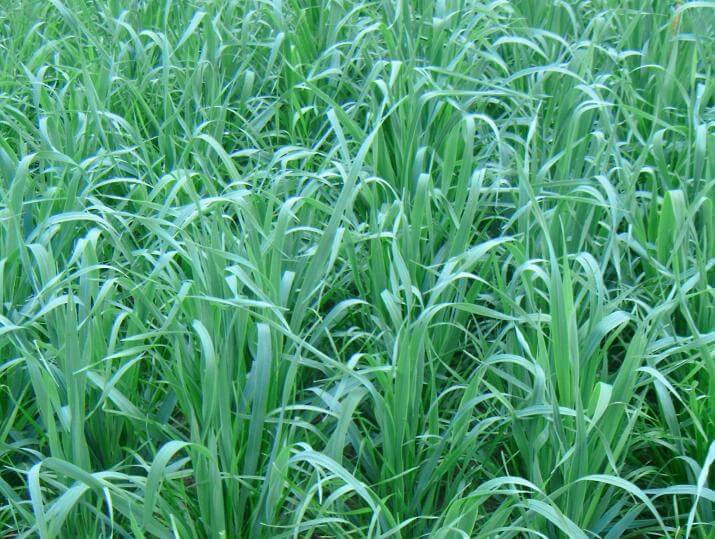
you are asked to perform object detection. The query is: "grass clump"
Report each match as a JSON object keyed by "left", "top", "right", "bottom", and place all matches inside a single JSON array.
[{"left": 0, "top": 0, "right": 713, "bottom": 537}]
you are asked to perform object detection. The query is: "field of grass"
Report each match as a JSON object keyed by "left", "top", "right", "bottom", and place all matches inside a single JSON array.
[{"left": 0, "top": 0, "right": 713, "bottom": 537}]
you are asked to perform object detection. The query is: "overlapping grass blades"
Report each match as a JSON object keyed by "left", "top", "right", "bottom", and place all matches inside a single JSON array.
[{"left": 0, "top": 0, "right": 713, "bottom": 537}]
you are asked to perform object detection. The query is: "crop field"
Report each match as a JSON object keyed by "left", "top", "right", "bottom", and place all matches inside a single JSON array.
[{"left": 0, "top": 0, "right": 713, "bottom": 537}]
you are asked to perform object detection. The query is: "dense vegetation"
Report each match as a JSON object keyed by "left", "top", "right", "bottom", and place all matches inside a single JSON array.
[{"left": 0, "top": 0, "right": 713, "bottom": 537}]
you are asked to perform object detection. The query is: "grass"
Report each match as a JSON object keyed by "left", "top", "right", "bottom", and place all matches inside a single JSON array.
[{"left": 0, "top": 0, "right": 713, "bottom": 537}]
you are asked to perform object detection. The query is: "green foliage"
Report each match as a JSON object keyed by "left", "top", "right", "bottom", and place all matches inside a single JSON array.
[{"left": 0, "top": 0, "right": 713, "bottom": 537}]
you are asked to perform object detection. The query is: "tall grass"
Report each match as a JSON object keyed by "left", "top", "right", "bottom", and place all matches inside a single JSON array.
[{"left": 0, "top": 0, "right": 713, "bottom": 537}]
